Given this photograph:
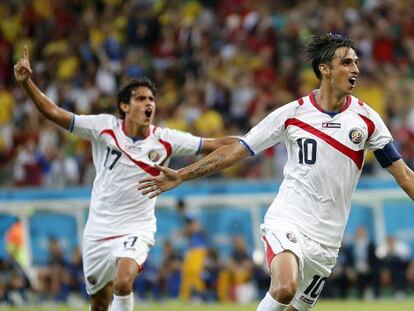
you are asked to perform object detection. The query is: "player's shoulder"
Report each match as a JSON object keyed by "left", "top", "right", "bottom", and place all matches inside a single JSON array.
[
  {"left": 269, "top": 97, "right": 304, "bottom": 117},
  {"left": 73, "top": 113, "right": 118, "bottom": 130},
  {"left": 347, "top": 95, "right": 379, "bottom": 118},
  {"left": 88, "top": 113, "right": 118, "bottom": 125},
  {"left": 151, "top": 125, "right": 191, "bottom": 138},
  {"left": 150, "top": 125, "right": 173, "bottom": 139}
]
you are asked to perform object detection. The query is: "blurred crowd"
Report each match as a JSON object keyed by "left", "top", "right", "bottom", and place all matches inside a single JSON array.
[
  {"left": 1, "top": 0, "right": 414, "bottom": 187},
  {"left": 2, "top": 202, "right": 414, "bottom": 306}
]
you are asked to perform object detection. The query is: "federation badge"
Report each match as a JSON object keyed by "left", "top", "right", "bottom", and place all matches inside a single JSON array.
[
  {"left": 286, "top": 231, "right": 298, "bottom": 243},
  {"left": 348, "top": 128, "right": 364, "bottom": 144},
  {"left": 148, "top": 149, "right": 161, "bottom": 162}
]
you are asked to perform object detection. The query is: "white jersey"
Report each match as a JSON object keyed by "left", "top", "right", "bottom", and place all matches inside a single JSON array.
[
  {"left": 69, "top": 114, "right": 202, "bottom": 243},
  {"left": 241, "top": 91, "right": 393, "bottom": 248}
]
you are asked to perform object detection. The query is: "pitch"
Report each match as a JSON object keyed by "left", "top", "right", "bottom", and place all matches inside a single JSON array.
[{"left": 1, "top": 300, "right": 414, "bottom": 311}]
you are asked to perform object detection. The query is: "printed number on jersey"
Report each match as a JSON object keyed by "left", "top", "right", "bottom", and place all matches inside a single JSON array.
[
  {"left": 123, "top": 236, "right": 138, "bottom": 249},
  {"left": 103, "top": 147, "right": 122, "bottom": 170},
  {"left": 297, "top": 138, "right": 317, "bottom": 164}
]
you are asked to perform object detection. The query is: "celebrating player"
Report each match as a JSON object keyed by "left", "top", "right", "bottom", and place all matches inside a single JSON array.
[
  {"left": 14, "top": 46, "right": 238, "bottom": 311},
  {"left": 139, "top": 33, "right": 414, "bottom": 311}
]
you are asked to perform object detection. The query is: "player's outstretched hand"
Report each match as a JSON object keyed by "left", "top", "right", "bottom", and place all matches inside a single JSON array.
[
  {"left": 138, "top": 165, "right": 182, "bottom": 198},
  {"left": 14, "top": 45, "right": 32, "bottom": 83}
]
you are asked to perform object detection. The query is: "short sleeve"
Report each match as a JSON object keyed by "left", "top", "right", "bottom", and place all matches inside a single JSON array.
[
  {"left": 365, "top": 109, "right": 393, "bottom": 151},
  {"left": 241, "top": 103, "right": 296, "bottom": 155},
  {"left": 70, "top": 114, "right": 116, "bottom": 141},
  {"left": 157, "top": 127, "right": 202, "bottom": 156}
]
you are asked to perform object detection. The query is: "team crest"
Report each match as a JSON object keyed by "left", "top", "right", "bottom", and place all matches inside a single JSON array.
[
  {"left": 349, "top": 128, "right": 364, "bottom": 144},
  {"left": 148, "top": 149, "right": 161, "bottom": 162},
  {"left": 286, "top": 231, "right": 298, "bottom": 243}
]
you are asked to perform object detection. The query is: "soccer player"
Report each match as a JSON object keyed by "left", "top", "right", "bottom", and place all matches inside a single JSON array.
[
  {"left": 14, "top": 46, "right": 238, "bottom": 311},
  {"left": 139, "top": 33, "right": 414, "bottom": 310}
]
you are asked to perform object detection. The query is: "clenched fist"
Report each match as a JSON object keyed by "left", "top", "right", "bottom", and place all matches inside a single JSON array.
[{"left": 14, "top": 45, "right": 32, "bottom": 83}]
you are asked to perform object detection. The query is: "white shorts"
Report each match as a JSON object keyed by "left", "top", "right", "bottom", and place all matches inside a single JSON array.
[
  {"left": 261, "top": 223, "right": 338, "bottom": 310},
  {"left": 82, "top": 233, "right": 152, "bottom": 295}
]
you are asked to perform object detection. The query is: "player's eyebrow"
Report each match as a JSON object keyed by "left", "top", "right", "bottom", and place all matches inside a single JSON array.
[{"left": 135, "top": 95, "right": 155, "bottom": 101}]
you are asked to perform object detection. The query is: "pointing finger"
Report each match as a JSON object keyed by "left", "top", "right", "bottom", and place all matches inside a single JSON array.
[{"left": 23, "top": 45, "right": 29, "bottom": 61}]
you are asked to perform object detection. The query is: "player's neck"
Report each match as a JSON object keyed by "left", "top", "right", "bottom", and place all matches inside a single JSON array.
[
  {"left": 122, "top": 120, "right": 149, "bottom": 139},
  {"left": 315, "top": 87, "right": 347, "bottom": 113}
]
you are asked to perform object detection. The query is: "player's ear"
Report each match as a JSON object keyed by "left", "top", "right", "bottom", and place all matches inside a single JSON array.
[
  {"left": 120, "top": 102, "right": 129, "bottom": 114},
  {"left": 319, "top": 63, "right": 330, "bottom": 77}
]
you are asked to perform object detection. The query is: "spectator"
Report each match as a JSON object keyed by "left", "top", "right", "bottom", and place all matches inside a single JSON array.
[
  {"left": 348, "top": 227, "right": 381, "bottom": 299},
  {"left": 176, "top": 200, "right": 208, "bottom": 301},
  {"left": 157, "top": 240, "right": 182, "bottom": 299},
  {"left": 383, "top": 235, "right": 411, "bottom": 299},
  {"left": 37, "top": 238, "right": 70, "bottom": 302}
]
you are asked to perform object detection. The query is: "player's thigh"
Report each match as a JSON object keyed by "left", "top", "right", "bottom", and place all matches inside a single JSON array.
[
  {"left": 83, "top": 238, "right": 116, "bottom": 296},
  {"left": 290, "top": 240, "right": 338, "bottom": 310},
  {"left": 269, "top": 250, "right": 299, "bottom": 290},
  {"left": 112, "top": 234, "right": 152, "bottom": 273},
  {"left": 261, "top": 225, "right": 304, "bottom": 280}
]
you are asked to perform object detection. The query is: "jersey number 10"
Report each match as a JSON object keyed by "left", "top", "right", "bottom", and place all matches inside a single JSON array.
[{"left": 297, "top": 138, "right": 317, "bottom": 164}]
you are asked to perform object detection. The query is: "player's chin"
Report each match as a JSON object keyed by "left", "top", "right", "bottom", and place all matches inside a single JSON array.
[
  {"left": 141, "top": 118, "right": 151, "bottom": 126},
  {"left": 343, "top": 85, "right": 355, "bottom": 95}
]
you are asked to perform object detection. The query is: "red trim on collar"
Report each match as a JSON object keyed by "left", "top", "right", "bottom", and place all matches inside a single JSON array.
[
  {"left": 309, "top": 91, "right": 352, "bottom": 114},
  {"left": 121, "top": 121, "right": 150, "bottom": 139}
]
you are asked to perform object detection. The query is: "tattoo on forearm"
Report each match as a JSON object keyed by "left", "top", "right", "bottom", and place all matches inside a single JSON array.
[{"left": 188, "top": 154, "right": 226, "bottom": 178}]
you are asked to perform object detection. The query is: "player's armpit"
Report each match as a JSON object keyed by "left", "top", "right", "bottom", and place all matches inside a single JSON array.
[{"left": 387, "top": 159, "right": 414, "bottom": 201}]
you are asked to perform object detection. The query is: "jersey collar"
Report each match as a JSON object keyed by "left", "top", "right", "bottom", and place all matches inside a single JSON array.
[
  {"left": 121, "top": 120, "right": 150, "bottom": 142},
  {"left": 309, "top": 90, "right": 351, "bottom": 117}
]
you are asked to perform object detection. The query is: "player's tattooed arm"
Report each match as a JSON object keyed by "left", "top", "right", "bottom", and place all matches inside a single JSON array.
[
  {"left": 186, "top": 153, "right": 227, "bottom": 179},
  {"left": 181, "top": 142, "right": 248, "bottom": 181},
  {"left": 139, "top": 142, "right": 249, "bottom": 198}
]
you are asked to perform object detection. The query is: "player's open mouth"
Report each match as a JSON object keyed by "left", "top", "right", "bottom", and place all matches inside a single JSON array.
[
  {"left": 145, "top": 108, "right": 152, "bottom": 118},
  {"left": 349, "top": 77, "right": 357, "bottom": 87}
]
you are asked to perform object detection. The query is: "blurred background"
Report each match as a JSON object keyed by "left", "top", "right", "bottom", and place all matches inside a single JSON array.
[{"left": 0, "top": 0, "right": 414, "bottom": 308}]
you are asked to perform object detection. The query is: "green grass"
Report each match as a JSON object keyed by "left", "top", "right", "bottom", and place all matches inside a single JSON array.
[{"left": 1, "top": 300, "right": 414, "bottom": 311}]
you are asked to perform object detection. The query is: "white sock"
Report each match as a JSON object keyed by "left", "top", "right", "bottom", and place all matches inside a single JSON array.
[
  {"left": 257, "top": 292, "right": 289, "bottom": 311},
  {"left": 109, "top": 293, "right": 134, "bottom": 311}
]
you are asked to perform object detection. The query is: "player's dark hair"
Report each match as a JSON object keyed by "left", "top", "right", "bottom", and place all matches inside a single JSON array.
[
  {"left": 304, "top": 33, "right": 356, "bottom": 80},
  {"left": 117, "top": 77, "right": 157, "bottom": 119}
]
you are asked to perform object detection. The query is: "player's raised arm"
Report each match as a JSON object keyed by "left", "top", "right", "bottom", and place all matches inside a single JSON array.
[
  {"left": 139, "top": 141, "right": 249, "bottom": 198},
  {"left": 14, "top": 45, "right": 73, "bottom": 130},
  {"left": 386, "top": 159, "right": 414, "bottom": 201}
]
